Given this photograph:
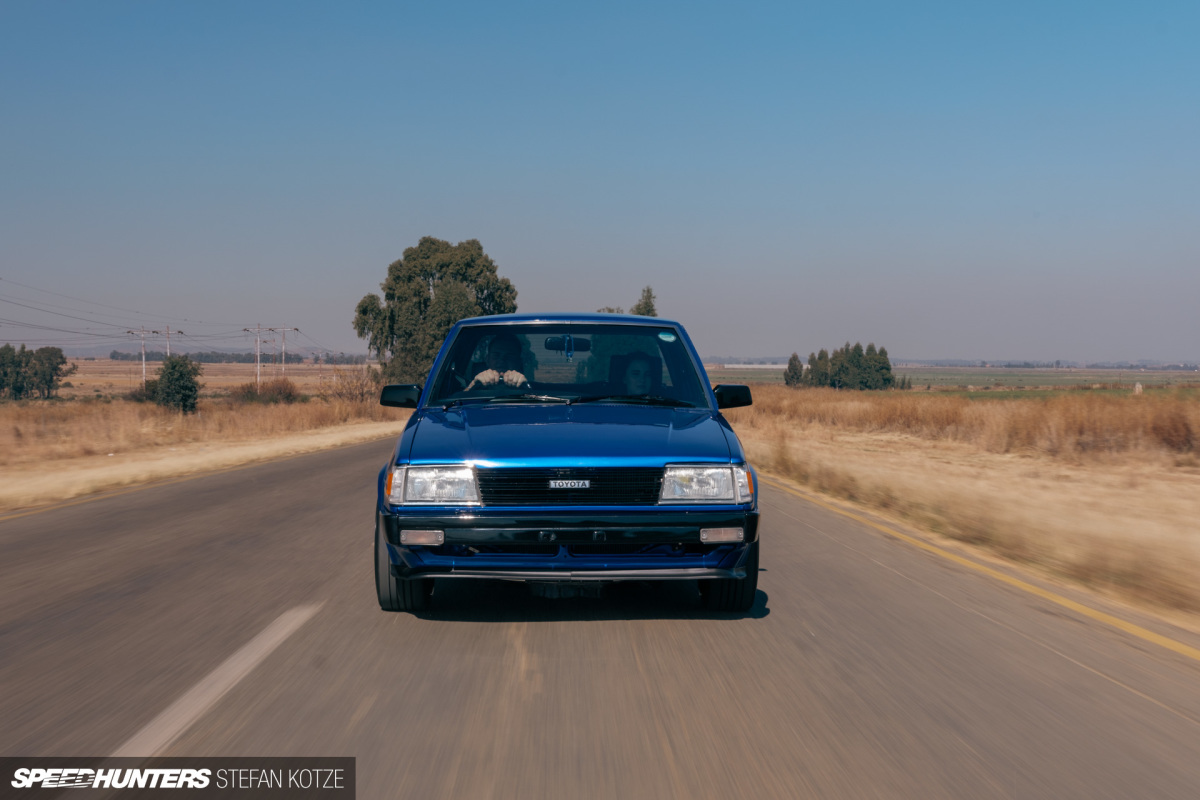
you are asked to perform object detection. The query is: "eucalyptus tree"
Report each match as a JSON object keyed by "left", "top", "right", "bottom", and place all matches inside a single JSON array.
[{"left": 354, "top": 237, "right": 517, "bottom": 383}]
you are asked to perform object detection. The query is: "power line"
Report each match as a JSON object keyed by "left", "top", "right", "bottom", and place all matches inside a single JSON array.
[
  {"left": 0, "top": 296, "right": 131, "bottom": 329},
  {"left": 0, "top": 317, "right": 132, "bottom": 338},
  {"left": 0, "top": 276, "right": 246, "bottom": 326},
  {"left": 0, "top": 289, "right": 163, "bottom": 327},
  {"left": 174, "top": 334, "right": 254, "bottom": 355}
]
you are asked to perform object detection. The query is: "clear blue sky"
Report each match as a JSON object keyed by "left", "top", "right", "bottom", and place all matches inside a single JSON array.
[{"left": 2, "top": 1, "right": 1197, "bottom": 362}]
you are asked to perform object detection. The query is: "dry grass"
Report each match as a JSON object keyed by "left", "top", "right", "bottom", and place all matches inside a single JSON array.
[
  {"left": 729, "top": 386, "right": 1200, "bottom": 612},
  {"left": 57, "top": 359, "right": 340, "bottom": 397},
  {"left": 729, "top": 386, "right": 1199, "bottom": 459},
  {"left": 0, "top": 397, "right": 395, "bottom": 467},
  {"left": 4, "top": 359, "right": 391, "bottom": 467},
  {"left": 1, "top": 360, "right": 403, "bottom": 510}
]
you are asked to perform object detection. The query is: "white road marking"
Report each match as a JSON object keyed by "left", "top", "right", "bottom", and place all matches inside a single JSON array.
[{"left": 111, "top": 603, "right": 324, "bottom": 757}]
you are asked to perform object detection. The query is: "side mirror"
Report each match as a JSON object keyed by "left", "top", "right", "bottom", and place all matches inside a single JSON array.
[
  {"left": 713, "top": 384, "right": 752, "bottom": 410},
  {"left": 380, "top": 384, "right": 422, "bottom": 408}
]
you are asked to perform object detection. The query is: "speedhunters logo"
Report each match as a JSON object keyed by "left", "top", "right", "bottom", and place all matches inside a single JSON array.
[
  {"left": 12, "top": 768, "right": 211, "bottom": 789},
  {"left": 1, "top": 758, "right": 354, "bottom": 797}
]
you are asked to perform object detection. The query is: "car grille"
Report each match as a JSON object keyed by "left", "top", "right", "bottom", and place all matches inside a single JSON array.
[{"left": 475, "top": 467, "right": 663, "bottom": 506}]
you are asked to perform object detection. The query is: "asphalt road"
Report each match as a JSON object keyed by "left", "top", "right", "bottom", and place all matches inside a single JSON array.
[{"left": 2, "top": 439, "right": 1200, "bottom": 798}]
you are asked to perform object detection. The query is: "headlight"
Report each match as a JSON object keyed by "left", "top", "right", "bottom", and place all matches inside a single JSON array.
[
  {"left": 659, "top": 465, "right": 755, "bottom": 504},
  {"left": 388, "top": 466, "right": 480, "bottom": 505},
  {"left": 660, "top": 466, "right": 735, "bottom": 503},
  {"left": 733, "top": 465, "right": 754, "bottom": 503}
]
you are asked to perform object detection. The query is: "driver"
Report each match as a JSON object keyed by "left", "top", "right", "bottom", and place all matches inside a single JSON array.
[
  {"left": 621, "top": 353, "right": 655, "bottom": 395},
  {"left": 465, "top": 333, "right": 528, "bottom": 390}
]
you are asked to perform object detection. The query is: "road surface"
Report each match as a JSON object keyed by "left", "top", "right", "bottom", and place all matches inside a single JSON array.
[{"left": 2, "top": 439, "right": 1199, "bottom": 798}]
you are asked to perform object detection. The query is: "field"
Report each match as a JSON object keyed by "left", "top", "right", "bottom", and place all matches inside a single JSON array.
[
  {"left": 725, "top": 385, "right": 1200, "bottom": 613},
  {"left": 0, "top": 360, "right": 402, "bottom": 510},
  {"left": 59, "top": 359, "right": 351, "bottom": 397},
  {"left": 705, "top": 364, "right": 1200, "bottom": 392},
  {"left": 65, "top": 359, "right": 1200, "bottom": 397}
]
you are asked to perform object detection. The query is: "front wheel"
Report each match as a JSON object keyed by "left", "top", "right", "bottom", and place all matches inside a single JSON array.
[
  {"left": 700, "top": 541, "right": 759, "bottom": 612},
  {"left": 375, "top": 520, "right": 433, "bottom": 612}
]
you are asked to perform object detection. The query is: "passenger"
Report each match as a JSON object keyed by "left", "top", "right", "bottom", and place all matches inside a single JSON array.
[
  {"left": 621, "top": 353, "right": 655, "bottom": 396},
  {"left": 466, "top": 333, "right": 528, "bottom": 390}
]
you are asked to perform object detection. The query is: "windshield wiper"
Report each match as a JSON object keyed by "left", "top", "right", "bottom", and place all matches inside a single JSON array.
[
  {"left": 572, "top": 394, "right": 694, "bottom": 407},
  {"left": 487, "top": 393, "right": 574, "bottom": 404},
  {"left": 441, "top": 397, "right": 491, "bottom": 411}
]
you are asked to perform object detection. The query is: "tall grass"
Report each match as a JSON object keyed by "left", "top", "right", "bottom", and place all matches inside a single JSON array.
[
  {"left": 728, "top": 386, "right": 1200, "bottom": 611},
  {"left": 0, "top": 397, "right": 394, "bottom": 466},
  {"left": 727, "top": 386, "right": 1198, "bottom": 459}
]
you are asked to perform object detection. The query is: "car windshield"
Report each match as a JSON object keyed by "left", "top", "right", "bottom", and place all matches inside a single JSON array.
[{"left": 427, "top": 323, "right": 709, "bottom": 408}]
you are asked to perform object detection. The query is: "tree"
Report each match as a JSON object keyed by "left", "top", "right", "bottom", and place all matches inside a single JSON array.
[
  {"left": 630, "top": 286, "right": 657, "bottom": 317},
  {"left": 354, "top": 237, "right": 517, "bottom": 383},
  {"left": 784, "top": 353, "right": 805, "bottom": 387},
  {"left": 0, "top": 344, "right": 19, "bottom": 399},
  {"left": 802, "top": 342, "right": 894, "bottom": 390},
  {"left": 155, "top": 355, "right": 203, "bottom": 413},
  {"left": 27, "top": 347, "right": 76, "bottom": 399},
  {"left": 862, "top": 343, "right": 884, "bottom": 390},
  {"left": 0, "top": 344, "right": 75, "bottom": 400},
  {"left": 810, "top": 349, "right": 830, "bottom": 387},
  {"left": 876, "top": 346, "right": 895, "bottom": 389},
  {"left": 829, "top": 342, "right": 857, "bottom": 389}
]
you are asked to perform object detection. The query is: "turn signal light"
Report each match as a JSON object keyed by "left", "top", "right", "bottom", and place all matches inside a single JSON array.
[
  {"left": 699, "top": 527, "right": 744, "bottom": 543},
  {"left": 400, "top": 529, "right": 445, "bottom": 545}
]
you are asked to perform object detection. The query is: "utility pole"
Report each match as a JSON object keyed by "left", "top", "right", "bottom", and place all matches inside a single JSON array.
[
  {"left": 127, "top": 327, "right": 149, "bottom": 387},
  {"left": 243, "top": 324, "right": 264, "bottom": 387},
  {"left": 151, "top": 326, "right": 183, "bottom": 357},
  {"left": 268, "top": 327, "right": 299, "bottom": 374}
]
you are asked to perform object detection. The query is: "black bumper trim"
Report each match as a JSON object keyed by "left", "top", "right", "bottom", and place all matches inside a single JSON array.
[
  {"left": 380, "top": 510, "right": 759, "bottom": 547},
  {"left": 393, "top": 567, "right": 744, "bottom": 582}
]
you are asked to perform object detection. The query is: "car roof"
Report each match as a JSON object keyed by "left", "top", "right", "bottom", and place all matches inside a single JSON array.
[{"left": 456, "top": 313, "right": 682, "bottom": 327}]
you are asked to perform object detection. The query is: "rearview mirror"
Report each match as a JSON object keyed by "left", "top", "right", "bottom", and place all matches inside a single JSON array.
[
  {"left": 713, "top": 384, "right": 752, "bottom": 409},
  {"left": 380, "top": 384, "right": 422, "bottom": 408},
  {"left": 544, "top": 336, "right": 591, "bottom": 352}
]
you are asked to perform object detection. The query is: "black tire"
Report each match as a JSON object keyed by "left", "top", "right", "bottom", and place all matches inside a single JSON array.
[
  {"left": 375, "top": 521, "right": 432, "bottom": 612},
  {"left": 701, "top": 541, "right": 759, "bottom": 612}
]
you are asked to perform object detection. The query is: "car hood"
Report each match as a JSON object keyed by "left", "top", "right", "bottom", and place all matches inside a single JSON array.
[{"left": 406, "top": 404, "right": 733, "bottom": 468}]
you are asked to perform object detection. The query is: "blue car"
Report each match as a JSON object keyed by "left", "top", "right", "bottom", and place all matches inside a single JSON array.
[{"left": 374, "top": 313, "right": 759, "bottom": 612}]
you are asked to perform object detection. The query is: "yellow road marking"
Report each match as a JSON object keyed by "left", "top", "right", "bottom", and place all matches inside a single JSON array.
[
  {"left": 760, "top": 475, "right": 1200, "bottom": 665},
  {"left": 0, "top": 436, "right": 395, "bottom": 524}
]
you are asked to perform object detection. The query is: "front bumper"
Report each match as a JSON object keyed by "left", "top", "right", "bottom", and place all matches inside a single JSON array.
[{"left": 379, "top": 507, "right": 759, "bottom": 581}]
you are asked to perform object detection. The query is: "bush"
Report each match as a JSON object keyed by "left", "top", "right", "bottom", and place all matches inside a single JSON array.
[
  {"left": 230, "top": 382, "right": 259, "bottom": 403},
  {"left": 127, "top": 379, "right": 159, "bottom": 402},
  {"left": 324, "top": 365, "right": 380, "bottom": 402},
  {"left": 155, "top": 356, "right": 203, "bottom": 413},
  {"left": 230, "top": 378, "right": 301, "bottom": 404},
  {"left": 1151, "top": 405, "right": 1194, "bottom": 452}
]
